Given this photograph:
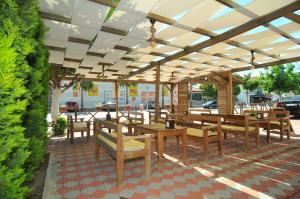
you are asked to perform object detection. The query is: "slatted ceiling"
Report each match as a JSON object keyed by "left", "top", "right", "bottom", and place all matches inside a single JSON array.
[
  {"left": 39, "top": 0, "right": 74, "bottom": 17},
  {"left": 103, "top": 49, "right": 127, "bottom": 60},
  {"left": 138, "top": 54, "right": 158, "bottom": 62},
  {"left": 81, "top": 55, "right": 102, "bottom": 67},
  {"left": 113, "top": 60, "right": 130, "bottom": 68},
  {"left": 203, "top": 11, "right": 252, "bottom": 32},
  {"left": 63, "top": 61, "right": 80, "bottom": 68},
  {"left": 49, "top": 50, "right": 64, "bottom": 65},
  {"left": 71, "top": 0, "right": 108, "bottom": 28},
  {"left": 171, "top": 32, "right": 202, "bottom": 47},
  {"left": 280, "top": 22, "right": 300, "bottom": 35},
  {"left": 76, "top": 68, "right": 90, "bottom": 74},
  {"left": 69, "top": 25, "right": 98, "bottom": 41},
  {"left": 151, "top": 0, "right": 204, "bottom": 19},
  {"left": 152, "top": 45, "right": 181, "bottom": 54},
  {"left": 117, "top": 0, "right": 159, "bottom": 17},
  {"left": 65, "top": 42, "right": 89, "bottom": 59},
  {"left": 245, "top": 0, "right": 297, "bottom": 16},
  {"left": 104, "top": 9, "right": 144, "bottom": 32},
  {"left": 156, "top": 26, "right": 189, "bottom": 40},
  {"left": 118, "top": 37, "right": 144, "bottom": 48},
  {"left": 176, "top": 0, "right": 224, "bottom": 29},
  {"left": 201, "top": 43, "right": 230, "bottom": 54},
  {"left": 43, "top": 19, "right": 70, "bottom": 45},
  {"left": 90, "top": 31, "right": 123, "bottom": 52}
]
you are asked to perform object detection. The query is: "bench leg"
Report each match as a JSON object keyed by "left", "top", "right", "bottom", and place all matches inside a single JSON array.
[
  {"left": 256, "top": 130, "right": 260, "bottom": 148},
  {"left": 287, "top": 128, "right": 290, "bottom": 140},
  {"left": 244, "top": 134, "right": 250, "bottom": 151},
  {"left": 116, "top": 158, "right": 124, "bottom": 186},
  {"left": 145, "top": 138, "right": 151, "bottom": 180},
  {"left": 70, "top": 130, "right": 74, "bottom": 144},
  {"left": 203, "top": 139, "right": 208, "bottom": 161},
  {"left": 280, "top": 126, "right": 284, "bottom": 141},
  {"left": 87, "top": 128, "right": 90, "bottom": 143},
  {"left": 95, "top": 143, "right": 100, "bottom": 160},
  {"left": 224, "top": 132, "right": 227, "bottom": 139},
  {"left": 218, "top": 136, "right": 223, "bottom": 156}
]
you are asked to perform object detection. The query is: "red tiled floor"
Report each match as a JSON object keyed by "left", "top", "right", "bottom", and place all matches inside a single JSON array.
[{"left": 46, "top": 129, "right": 300, "bottom": 199}]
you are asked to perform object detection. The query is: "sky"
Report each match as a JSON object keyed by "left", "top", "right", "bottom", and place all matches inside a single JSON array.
[{"left": 235, "top": 62, "right": 300, "bottom": 77}]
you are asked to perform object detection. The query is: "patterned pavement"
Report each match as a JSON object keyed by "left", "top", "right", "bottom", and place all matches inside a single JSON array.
[{"left": 45, "top": 127, "right": 300, "bottom": 199}]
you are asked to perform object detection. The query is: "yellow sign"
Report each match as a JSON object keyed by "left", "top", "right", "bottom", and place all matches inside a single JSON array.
[
  {"left": 88, "top": 85, "right": 99, "bottom": 96},
  {"left": 129, "top": 84, "right": 138, "bottom": 97},
  {"left": 163, "top": 85, "right": 169, "bottom": 96}
]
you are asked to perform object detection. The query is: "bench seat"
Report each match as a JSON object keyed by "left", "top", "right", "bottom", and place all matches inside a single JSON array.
[
  {"left": 187, "top": 128, "right": 218, "bottom": 137},
  {"left": 121, "top": 120, "right": 142, "bottom": 125},
  {"left": 97, "top": 133, "right": 144, "bottom": 151},
  {"left": 221, "top": 125, "right": 256, "bottom": 132}
]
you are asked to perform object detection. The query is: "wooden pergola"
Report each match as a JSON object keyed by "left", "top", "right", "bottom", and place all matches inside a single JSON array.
[{"left": 41, "top": 0, "right": 300, "bottom": 121}]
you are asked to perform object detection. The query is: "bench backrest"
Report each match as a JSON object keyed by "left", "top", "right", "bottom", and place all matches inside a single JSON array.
[
  {"left": 244, "top": 110, "right": 270, "bottom": 118},
  {"left": 126, "top": 111, "right": 144, "bottom": 121},
  {"left": 269, "top": 110, "right": 290, "bottom": 119},
  {"left": 149, "top": 111, "right": 168, "bottom": 119},
  {"left": 95, "top": 120, "right": 123, "bottom": 157},
  {"left": 188, "top": 108, "right": 211, "bottom": 115}
]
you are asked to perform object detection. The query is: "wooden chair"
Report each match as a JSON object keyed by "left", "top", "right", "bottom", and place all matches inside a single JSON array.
[
  {"left": 268, "top": 110, "right": 291, "bottom": 140},
  {"left": 175, "top": 114, "right": 222, "bottom": 161},
  {"left": 119, "top": 111, "right": 144, "bottom": 135},
  {"left": 149, "top": 110, "right": 168, "bottom": 124},
  {"left": 94, "top": 120, "right": 153, "bottom": 186},
  {"left": 67, "top": 115, "right": 90, "bottom": 144}
]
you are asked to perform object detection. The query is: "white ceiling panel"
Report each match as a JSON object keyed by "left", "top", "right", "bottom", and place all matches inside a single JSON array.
[
  {"left": 43, "top": 19, "right": 70, "bottom": 47},
  {"left": 90, "top": 31, "right": 124, "bottom": 52},
  {"left": 69, "top": 25, "right": 98, "bottom": 41},
  {"left": 71, "top": 0, "right": 109, "bottom": 28},
  {"left": 39, "top": 0, "right": 74, "bottom": 17},
  {"left": 63, "top": 61, "right": 80, "bottom": 68},
  {"left": 245, "top": 0, "right": 296, "bottom": 16},
  {"left": 48, "top": 50, "right": 65, "bottom": 64},
  {"left": 117, "top": 0, "right": 160, "bottom": 17},
  {"left": 81, "top": 55, "right": 102, "bottom": 67},
  {"left": 65, "top": 42, "right": 89, "bottom": 59},
  {"left": 104, "top": 9, "right": 144, "bottom": 32}
]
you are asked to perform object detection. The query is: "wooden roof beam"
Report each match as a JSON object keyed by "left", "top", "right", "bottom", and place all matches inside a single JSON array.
[
  {"left": 121, "top": 1, "right": 299, "bottom": 80},
  {"left": 216, "top": 0, "right": 300, "bottom": 45},
  {"left": 284, "top": 13, "right": 300, "bottom": 24}
]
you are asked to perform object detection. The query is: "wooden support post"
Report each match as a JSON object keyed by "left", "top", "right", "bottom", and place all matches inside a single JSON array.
[
  {"left": 170, "top": 84, "right": 174, "bottom": 113},
  {"left": 115, "top": 81, "right": 119, "bottom": 118},
  {"left": 189, "top": 82, "right": 193, "bottom": 108},
  {"left": 155, "top": 65, "right": 160, "bottom": 122},
  {"left": 227, "top": 72, "right": 233, "bottom": 115}
]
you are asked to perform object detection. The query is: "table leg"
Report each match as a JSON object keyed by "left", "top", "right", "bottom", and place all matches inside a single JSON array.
[
  {"left": 182, "top": 130, "right": 187, "bottom": 164},
  {"left": 157, "top": 132, "right": 164, "bottom": 170}
]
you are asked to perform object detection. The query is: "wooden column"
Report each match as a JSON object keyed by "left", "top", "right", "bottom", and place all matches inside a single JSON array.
[
  {"left": 115, "top": 81, "right": 119, "bottom": 118},
  {"left": 227, "top": 72, "right": 233, "bottom": 115},
  {"left": 189, "top": 82, "right": 193, "bottom": 108},
  {"left": 217, "top": 84, "right": 227, "bottom": 114},
  {"left": 170, "top": 83, "right": 174, "bottom": 113},
  {"left": 155, "top": 65, "right": 160, "bottom": 122},
  {"left": 178, "top": 82, "right": 189, "bottom": 113}
]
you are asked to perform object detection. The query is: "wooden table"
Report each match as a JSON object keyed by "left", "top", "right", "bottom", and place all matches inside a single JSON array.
[
  {"left": 250, "top": 117, "right": 271, "bottom": 143},
  {"left": 134, "top": 123, "right": 187, "bottom": 169}
]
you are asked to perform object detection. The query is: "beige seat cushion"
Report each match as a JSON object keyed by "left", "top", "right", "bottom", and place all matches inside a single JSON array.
[
  {"left": 187, "top": 128, "right": 218, "bottom": 137},
  {"left": 73, "top": 122, "right": 88, "bottom": 131},
  {"left": 97, "top": 134, "right": 144, "bottom": 151},
  {"left": 270, "top": 121, "right": 288, "bottom": 126},
  {"left": 222, "top": 125, "right": 256, "bottom": 132},
  {"left": 121, "top": 120, "right": 142, "bottom": 125}
]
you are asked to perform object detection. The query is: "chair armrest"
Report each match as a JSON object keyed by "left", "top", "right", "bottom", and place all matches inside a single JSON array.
[
  {"left": 202, "top": 124, "right": 217, "bottom": 130},
  {"left": 124, "top": 134, "right": 155, "bottom": 140}
]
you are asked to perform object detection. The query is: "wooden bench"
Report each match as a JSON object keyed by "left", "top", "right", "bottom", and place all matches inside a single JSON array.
[
  {"left": 172, "top": 114, "right": 222, "bottom": 161},
  {"left": 149, "top": 110, "right": 168, "bottom": 124},
  {"left": 188, "top": 108, "right": 211, "bottom": 115},
  {"left": 119, "top": 111, "right": 144, "bottom": 135},
  {"left": 207, "top": 114, "right": 259, "bottom": 151},
  {"left": 94, "top": 120, "right": 153, "bottom": 186}
]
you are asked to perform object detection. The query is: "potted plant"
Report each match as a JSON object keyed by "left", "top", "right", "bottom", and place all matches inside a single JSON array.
[{"left": 53, "top": 117, "right": 67, "bottom": 136}]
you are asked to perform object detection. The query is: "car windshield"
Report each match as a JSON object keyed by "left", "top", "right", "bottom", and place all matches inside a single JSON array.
[{"left": 286, "top": 95, "right": 300, "bottom": 101}]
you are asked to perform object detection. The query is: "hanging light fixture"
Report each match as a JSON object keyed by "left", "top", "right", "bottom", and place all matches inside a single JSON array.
[
  {"left": 97, "top": 65, "right": 106, "bottom": 79},
  {"left": 250, "top": 50, "right": 255, "bottom": 69},
  {"left": 149, "top": 18, "right": 156, "bottom": 48}
]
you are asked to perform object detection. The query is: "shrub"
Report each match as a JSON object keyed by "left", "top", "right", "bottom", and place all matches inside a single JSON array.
[
  {"left": 0, "top": 0, "right": 49, "bottom": 198},
  {"left": 53, "top": 117, "right": 68, "bottom": 136}
]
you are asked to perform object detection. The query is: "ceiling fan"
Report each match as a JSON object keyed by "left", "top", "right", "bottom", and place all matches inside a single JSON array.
[
  {"left": 97, "top": 65, "right": 106, "bottom": 79},
  {"left": 168, "top": 72, "right": 177, "bottom": 81}
]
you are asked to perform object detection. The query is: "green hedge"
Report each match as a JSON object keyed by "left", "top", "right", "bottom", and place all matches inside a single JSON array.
[{"left": 0, "top": 0, "right": 49, "bottom": 198}]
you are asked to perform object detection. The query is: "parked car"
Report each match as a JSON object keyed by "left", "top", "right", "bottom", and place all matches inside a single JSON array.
[
  {"left": 65, "top": 101, "right": 78, "bottom": 112},
  {"left": 102, "top": 101, "right": 116, "bottom": 111},
  {"left": 203, "top": 100, "right": 218, "bottom": 109},
  {"left": 277, "top": 95, "right": 300, "bottom": 115},
  {"left": 144, "top": 101, "right": 155, "bottom": 109}
]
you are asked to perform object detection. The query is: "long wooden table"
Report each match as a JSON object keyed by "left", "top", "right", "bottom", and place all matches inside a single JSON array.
[{"left": 134, "top": 123, "right": 187, "bottom": 169}]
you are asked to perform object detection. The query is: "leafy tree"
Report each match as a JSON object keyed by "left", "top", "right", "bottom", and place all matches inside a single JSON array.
[
  {"left": 199, "top": 84, "right": 217, "bottom": 101},
  {"left": 73, "top": 80, "right": 94, "bottom": 110},
  {"left": 120, "top": 82, "right": 137, "bottom": 105},
  {"left": 241, "top": 74, "right": 259, "bottom": 105},
  {"left": 258, "top": 64, "right": 300, "bottom": 100},
  {"left": 50, "top": 66, "right": 80, "bottom": 122}
]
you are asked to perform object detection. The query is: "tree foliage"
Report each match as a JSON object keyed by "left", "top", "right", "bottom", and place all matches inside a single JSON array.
[
  {"left": 258, "top": 64, "right": 300, "bottom": 98},
  {"left": 199, "top": 84, "right": 217, "bottom": 101},
  {"left": 0, "top": 0, "right": 49, "bottom": 198},
  {"left": 73, "top": 80, "right": 94, "bottom": 109}
]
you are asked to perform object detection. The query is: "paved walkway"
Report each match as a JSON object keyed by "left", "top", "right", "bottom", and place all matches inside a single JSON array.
[{"left": 44, "top": 126, "right": 300, "bottom": 199}]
